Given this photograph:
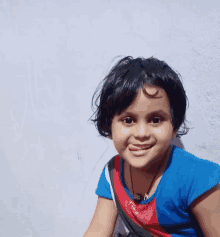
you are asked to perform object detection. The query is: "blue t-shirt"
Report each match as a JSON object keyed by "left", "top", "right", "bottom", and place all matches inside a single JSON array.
[{"left": 96, "top": 145, "right": 220, "bottom": 237}]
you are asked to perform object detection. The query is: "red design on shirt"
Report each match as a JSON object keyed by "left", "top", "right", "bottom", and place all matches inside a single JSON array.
[{"left": 113, "top": 155, "right": 171, "bottom": 237}]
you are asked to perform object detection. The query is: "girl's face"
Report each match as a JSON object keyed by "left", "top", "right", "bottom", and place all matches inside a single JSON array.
[{"left": 109, "top": 84, "right": 175, "bottom": 171}]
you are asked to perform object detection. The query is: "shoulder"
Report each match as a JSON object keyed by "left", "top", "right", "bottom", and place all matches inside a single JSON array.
[
  {"left": 106, "top": 154, "right": 122, "bottom": 184},
  {"left": 170, "top": 146, "right": 220, "bottom": 205},
  {"left": 171, "top": 145, "right": 220, "bottom": 172},
  {"left": 95, "top": 155, "right": 121, "bottom": 200}
]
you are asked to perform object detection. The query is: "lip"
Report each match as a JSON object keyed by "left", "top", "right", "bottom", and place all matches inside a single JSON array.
[
  {"left": 129, "top": 144, "right": 153, "bottom": 151},
  {"left": 129, "top": 147, "right": 151, "bottom": 156}
]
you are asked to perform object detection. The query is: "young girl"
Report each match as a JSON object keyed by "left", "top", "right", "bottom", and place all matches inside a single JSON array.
[{"left": 83, "top": 56, "right": 220, "bottom": 237}]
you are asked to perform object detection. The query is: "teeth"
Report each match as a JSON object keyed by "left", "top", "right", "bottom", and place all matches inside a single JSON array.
[
  {"left": 130, "top": 149, "right": 148, "bottom": 156},
  {"left": 134, "top": 150, "right": 145, "bottom": 154},
  {"left": 132, "top": 148, "right": 148, "bottom": 151}
]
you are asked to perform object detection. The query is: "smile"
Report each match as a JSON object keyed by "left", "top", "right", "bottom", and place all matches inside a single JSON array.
[
  {"left": 129, "top": 145, "right": 153, "bottom": 156},
  {"left": 129, "top": 144, "right": 153, "bottom": 150}
]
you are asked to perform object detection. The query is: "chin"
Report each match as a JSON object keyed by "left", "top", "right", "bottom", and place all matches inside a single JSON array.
[{"left": 125, "top": 157, "right": 152, "bottom": 169}]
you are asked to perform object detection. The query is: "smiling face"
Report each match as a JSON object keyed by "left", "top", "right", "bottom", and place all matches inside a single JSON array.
[{"left": 110, "top": 84, "right": 176, "bottom": 172}]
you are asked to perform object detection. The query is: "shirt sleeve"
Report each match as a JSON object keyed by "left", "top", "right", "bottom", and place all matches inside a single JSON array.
[
  {"left": 95, "top": 165, "right": 113, "bottom": 200},
  {"left": 187, "top": 158, "right": 220, "bottom": 205}
]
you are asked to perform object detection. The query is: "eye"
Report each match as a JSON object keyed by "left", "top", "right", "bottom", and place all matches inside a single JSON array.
[
  {"left": 122, "top": 117, "right": 133, "bottom": 124},
  {"left": 150, "top": 117, "right": 161, "bottom": 124}
]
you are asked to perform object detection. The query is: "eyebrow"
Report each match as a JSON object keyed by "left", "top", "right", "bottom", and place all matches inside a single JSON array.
[{"left": 120, "top": 110, "right": 170, "bottom": 118}]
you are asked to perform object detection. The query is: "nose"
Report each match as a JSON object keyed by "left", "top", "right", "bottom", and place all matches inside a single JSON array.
[{"left": 134, "top": 122, "right": 150, "bottom": 139}]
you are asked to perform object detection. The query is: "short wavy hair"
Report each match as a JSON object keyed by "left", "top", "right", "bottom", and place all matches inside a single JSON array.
[{"left": 90, "top": 56, "right": 189, "bottom": 138}]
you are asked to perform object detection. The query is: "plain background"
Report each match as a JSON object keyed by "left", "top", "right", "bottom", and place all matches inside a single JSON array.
[{"left": 0, "top": 0, "right": 220, "bottom": 236}]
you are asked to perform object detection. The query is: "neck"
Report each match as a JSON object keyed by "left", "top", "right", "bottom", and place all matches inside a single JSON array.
[{"left": 129, "top": 149, "right": 169, "bottom": 202}]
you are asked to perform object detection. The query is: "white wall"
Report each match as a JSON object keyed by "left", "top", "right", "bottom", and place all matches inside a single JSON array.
[{"left": 0, "top": 0, "right": 220, "bottom": 236}]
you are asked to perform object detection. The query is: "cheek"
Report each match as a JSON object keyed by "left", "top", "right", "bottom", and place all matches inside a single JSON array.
[
  {"left": 154, "top": 128, "right": 161, "bottom": 134},
  {"left": 121, "top": 127, "right": 130, "bottom": 135},
  {"left": 154, "top": 125, "right": 174, "bottom": 139}
]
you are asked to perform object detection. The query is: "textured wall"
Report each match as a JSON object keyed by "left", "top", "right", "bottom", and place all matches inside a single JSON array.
[{"left": 0, "top": 0, "right": 220, "bottom": 236}]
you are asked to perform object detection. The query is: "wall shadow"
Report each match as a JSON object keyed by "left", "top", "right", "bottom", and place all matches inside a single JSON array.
[{"left": 171, "top": 137, "right": 185, "bottom": 150}]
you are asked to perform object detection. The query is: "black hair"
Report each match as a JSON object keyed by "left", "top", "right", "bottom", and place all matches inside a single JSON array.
[{"left": 90, "top": 56, "right": 189, "bottom": 138}]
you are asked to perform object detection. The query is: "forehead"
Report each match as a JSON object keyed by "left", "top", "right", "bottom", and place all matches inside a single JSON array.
[{"left": 125, "top": 85, "right": 171, "bottom": 113}]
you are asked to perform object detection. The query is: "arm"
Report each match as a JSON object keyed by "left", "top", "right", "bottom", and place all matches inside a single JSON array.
[
  {"left": 190, "top": 183, "right": 220, "bottom": 237},
  {"left": 83, "top": 196, "right": 118, "bottom": 237}
]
